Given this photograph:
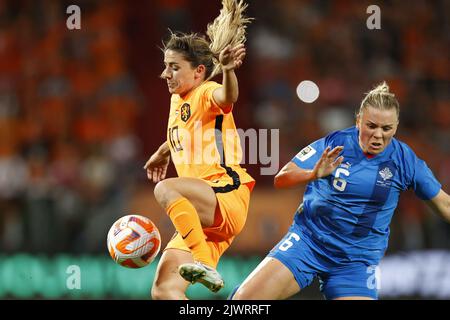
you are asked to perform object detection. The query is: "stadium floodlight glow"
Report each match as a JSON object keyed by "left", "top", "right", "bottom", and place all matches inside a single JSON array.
[{"left": 296, "top": 80, "right": 320, "bottom": 103}]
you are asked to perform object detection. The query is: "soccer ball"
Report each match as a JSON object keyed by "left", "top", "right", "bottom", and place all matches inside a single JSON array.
[{"left": 107, "top": 214, "right": 161, "bottom": 268}]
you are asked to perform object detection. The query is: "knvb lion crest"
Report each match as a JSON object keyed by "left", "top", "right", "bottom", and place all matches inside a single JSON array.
[
  {"left": 379, "top": 167, "right": 393, "bottom": 181},
  {"left": 180, "top": 103, "right": 191, "bottom": 122}
]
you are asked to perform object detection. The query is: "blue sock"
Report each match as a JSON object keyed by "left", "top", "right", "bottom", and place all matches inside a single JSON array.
[{"left": 227, "top": 284, "right": 241, "bottom": 300}]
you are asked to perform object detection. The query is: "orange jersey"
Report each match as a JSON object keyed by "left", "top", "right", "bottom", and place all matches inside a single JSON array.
[{"left": 166, "top": 81, "right": 254, "bottom": 191}]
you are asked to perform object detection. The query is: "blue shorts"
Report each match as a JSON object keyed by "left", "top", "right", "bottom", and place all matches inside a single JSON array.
[{"left": 268, "top": 223, "right": 379, "bottom": 300}]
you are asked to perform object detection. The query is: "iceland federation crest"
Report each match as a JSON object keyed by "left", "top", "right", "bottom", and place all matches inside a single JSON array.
[{"left": 379, "top": 167, "right": 393, "bottom": 181}]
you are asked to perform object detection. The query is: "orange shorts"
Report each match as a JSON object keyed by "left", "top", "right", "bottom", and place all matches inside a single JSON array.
[{"left": 165, "top": 181, "right": 253, "bottom": 268}]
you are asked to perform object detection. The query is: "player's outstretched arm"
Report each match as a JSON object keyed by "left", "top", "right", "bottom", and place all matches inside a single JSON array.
[
  {"left": 274, "top": 161, "right": 316, "bottom": 189},
  {"left": 426, "top": 189, "right": 450, "bottom": 223},
  {"left": 274, "top": 146, "right": 344, "bottom": 189},
  {"left": 212, "top": 44, "right": 246, "bottom": 110},
  {"left": 143, "top": 142, "right": 170, "bottom": 183}
]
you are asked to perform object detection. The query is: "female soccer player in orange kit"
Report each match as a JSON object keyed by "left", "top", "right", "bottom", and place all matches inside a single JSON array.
[{"left": 144, "top": 0, "right": 254, "bottom": 299}]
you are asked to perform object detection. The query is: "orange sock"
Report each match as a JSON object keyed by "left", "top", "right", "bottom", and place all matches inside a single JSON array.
[{"left": 166, "top": 197, "right": 213, "bottom": 267}]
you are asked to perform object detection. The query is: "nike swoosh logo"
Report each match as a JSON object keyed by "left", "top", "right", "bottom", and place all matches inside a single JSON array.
[{"left": 182, "top": 228, "right": 194, "bottom": 239}]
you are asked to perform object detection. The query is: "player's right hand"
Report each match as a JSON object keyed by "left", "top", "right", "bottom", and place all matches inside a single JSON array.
[
  {"left": 313, "top": 146, "right": 344, "bottom": 179},
  {"left": 219, "top": 44, "right": 246, "bottom": 71},
  {"left": 143, "top": 152, "right": 170, "bottom": 183}
]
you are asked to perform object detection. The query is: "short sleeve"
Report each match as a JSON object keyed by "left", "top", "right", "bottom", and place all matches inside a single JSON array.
[
  {"left": 200, "top": 82, "right": 233, "bottom": 115},
  {"left": 411, "top": 158, "right": 441, "bottom": 200},
  {"left": 291, "top": 138, "right": 326, "bottom": 170}
]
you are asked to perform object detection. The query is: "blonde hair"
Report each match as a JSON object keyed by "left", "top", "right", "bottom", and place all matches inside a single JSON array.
[
  {"left": 162, "top": 0, "right": 252, "bottom": 80},
  {"left": 358, "top": 81, "right": 400, "bottom": 119},
  {"left": 206, "top": 0, "right": 252, "bottom": 79}
]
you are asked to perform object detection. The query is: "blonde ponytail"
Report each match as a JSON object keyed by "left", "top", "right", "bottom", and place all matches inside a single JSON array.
[
  {"left": 206, "top": 0, "right": 253, "bottom": 79},
  {"left": 162, "top": 0, "right": 252, "bottom": 81}
]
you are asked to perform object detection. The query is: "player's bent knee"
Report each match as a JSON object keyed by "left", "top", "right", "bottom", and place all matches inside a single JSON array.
[
  {"left": 154, "top": 180, "right": 180, "bottom": 209},
  {"left": 153, "top": 180, "right": 169, "bottom": 202},
  {"left": 151, "top": 286, "right": 167, "bottom": 300},
  {"left": 150, "top": 286, "right": 162, "bottom": 300}
]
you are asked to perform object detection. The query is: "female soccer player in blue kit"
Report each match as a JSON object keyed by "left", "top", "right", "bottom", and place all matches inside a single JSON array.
[{"left": 232, "top": 82, "right": 450, "bottom": 300}]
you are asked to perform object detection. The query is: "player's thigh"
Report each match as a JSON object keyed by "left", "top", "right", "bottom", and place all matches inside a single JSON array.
[
  {"left": 152, "top": 248, "right": 192, "bottom": 299},
  {"left": 155, "top": 177, "right": 217, "bottom": 226},
  {"left": 233, "top": 257, "right": 300, "bottom": 300}
]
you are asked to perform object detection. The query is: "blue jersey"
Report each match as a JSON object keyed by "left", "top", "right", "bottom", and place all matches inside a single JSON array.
[{"left": 291, "top": 126, "right": 441, "bottom": 265}]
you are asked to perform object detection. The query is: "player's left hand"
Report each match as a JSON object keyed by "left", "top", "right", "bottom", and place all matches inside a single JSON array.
[
  {"left": 219, "top": 44, "right": 246, "bottom": 71},
  {"left": 144, "top": 152, "right": 170, "bottom": 183}
]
